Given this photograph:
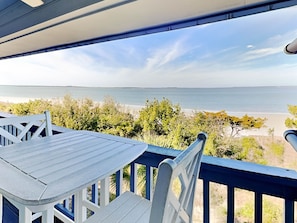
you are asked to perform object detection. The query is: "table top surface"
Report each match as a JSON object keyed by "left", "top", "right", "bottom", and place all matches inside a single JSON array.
[{"left": 0, "top": 131, "right": 147, "bottom": 206}]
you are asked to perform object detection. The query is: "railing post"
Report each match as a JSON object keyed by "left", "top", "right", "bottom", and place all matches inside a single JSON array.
[
  {"left": 255, "top": 192, "right": 262, "bottom": 223},
  {"left": 284, "top": 199, "right": 294, "bottom": 223},
  {"left": 227, "top": 186, "right": 234, "bottom": 223},
  {"left": 203, "top": 180, "right": 210, "bottom": 223}
]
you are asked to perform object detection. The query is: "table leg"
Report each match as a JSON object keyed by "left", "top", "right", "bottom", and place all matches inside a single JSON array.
[
  {"left": 74, "top": 188, "right": 87, "bottom": 223},
  {"left": 42, "top": 207, "right": 54, "bottom": 223},
  {"left": 18, "top": 205, "right": 32, "bottom": 223},
  {"left": 100, "top": 178, "right": 110, "bottom": 206}
]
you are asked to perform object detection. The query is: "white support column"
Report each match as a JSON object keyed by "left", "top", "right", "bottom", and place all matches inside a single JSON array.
[
  {"left": 74, "top": 188, "right": 87, "bottom": 223},
  {"left": 100, "top": 177, "right": 110, "bottom": 207}
]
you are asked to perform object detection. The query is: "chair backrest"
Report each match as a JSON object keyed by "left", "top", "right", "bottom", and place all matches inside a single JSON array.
[
  {"left": 0, "top": 111, "right": 53, "bottom": 146},
  {"left": 149, "top": 132, "right": 207, "bottom": 223}
]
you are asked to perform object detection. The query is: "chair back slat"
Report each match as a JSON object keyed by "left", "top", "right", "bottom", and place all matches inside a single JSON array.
[
  {"left": 0, "top": 111, "right": 53, "bottom": 146},
  {"left": 149, "top": 132, "right": 207, "bottom": 223}
]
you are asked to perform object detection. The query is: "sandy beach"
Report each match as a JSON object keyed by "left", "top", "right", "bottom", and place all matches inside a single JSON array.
[
  {"left": 0, "top": 97, "right": 293, "bottom": 137},
  {"left": 238, "top": 113, "right": 291, "bottom": 137},
  {"left": 0, "top": 96, "right": 42, "bottom": 104}
]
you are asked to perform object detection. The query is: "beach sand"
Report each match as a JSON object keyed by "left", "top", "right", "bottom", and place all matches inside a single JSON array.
[
  {"left": 0, "top": 97, "right": 38, "bottom": 104},
  {"left": 239, "top": 113, "right": 291, "bottom": 137}
]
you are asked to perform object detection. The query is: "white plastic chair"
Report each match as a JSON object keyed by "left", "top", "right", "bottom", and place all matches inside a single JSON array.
[
  {"left": 84, "top": 132, "right": 207, "bottom": 223},
  {"left": 0, "top": 111, "right": 53, "bottom": 222},
  {"left": 0, "top": 110, "right": 52, "bottom": 146}
]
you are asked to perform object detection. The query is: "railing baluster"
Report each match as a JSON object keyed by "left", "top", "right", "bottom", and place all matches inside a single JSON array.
[
  {"left": 203, "top": 180, "right": 210, "bottom": 223},
  {"left": 145, "top": 166, "right": 153, "bottom": 200},
  {"left": 227, "top": 186, "right": 234, "bottom": 223},
  {"left": 130, "top": 162, "right": 137, "bottom": 193},
  {"left": 116, "top": 169, "right": 123, "bottom": 197},
  {"left": 284, "top": 199, "right": 294, "bottom": 223},
  {"left": 255, "top": 192, "right": 262, "bottom": 223}
]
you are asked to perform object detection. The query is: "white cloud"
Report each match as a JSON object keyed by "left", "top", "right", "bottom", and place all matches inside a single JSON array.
[
  {"left": 145, "top": 38, "right": 191, "bottom": 71},
  {"left": 240, "top": 29, "right": 297, "bottom": 62},
  {"left": 241, "top": 47, "right": 282, "bottom": 61}
]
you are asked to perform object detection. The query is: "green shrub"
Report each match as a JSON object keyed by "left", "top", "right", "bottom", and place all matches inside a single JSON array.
[
  {"left": 236, "top": 198, "right": 281, "bottom": 223},
  {"left": 270, "top": 142, "right": 284, "bottom": 157}
]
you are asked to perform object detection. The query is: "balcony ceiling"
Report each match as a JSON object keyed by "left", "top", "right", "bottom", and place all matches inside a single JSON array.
[{"left": 0, "top": 0, "right": 297, "bottom": 60}]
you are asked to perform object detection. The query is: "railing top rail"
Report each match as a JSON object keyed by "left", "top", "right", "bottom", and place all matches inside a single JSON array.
[
  {"left": 202, "top": 155, "right": 297, "bottom": 180},
  {"left": 144, "top": 144, "right": 297, "bottom": 182},
  {"left": 139, "top": 145, "right": 297, "bottom": 200},
  {"left": 201, "top": 156, "right": 297, "bottom": 200}
]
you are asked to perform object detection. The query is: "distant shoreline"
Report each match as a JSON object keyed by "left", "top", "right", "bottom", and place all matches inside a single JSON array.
[
  {"left": 0, "top": 85, "right": 295, "bottom": 114},
  {"left": 1, "top": 84, "right": 297, "bottom": 89},
  {"left": 0, "top": 96, "right": 291, "bottom": 114}
]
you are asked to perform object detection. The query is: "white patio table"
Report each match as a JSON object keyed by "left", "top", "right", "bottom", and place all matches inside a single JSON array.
[{"left": 0, "top": 130, "right": 147, "bottom": 223}]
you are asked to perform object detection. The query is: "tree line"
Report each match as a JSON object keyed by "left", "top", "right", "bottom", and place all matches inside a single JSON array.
[{"left": 0, "top": 95, "right": 267, "bottom": 163}]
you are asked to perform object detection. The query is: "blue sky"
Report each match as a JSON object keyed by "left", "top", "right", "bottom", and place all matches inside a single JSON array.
[{"left": 1, "top": 6, "right": 297, "bottom": 88}]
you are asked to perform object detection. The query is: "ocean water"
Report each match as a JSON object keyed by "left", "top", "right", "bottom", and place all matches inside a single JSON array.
[{"left": 0, "top": 85, "right": 297, "bottom": 114}]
